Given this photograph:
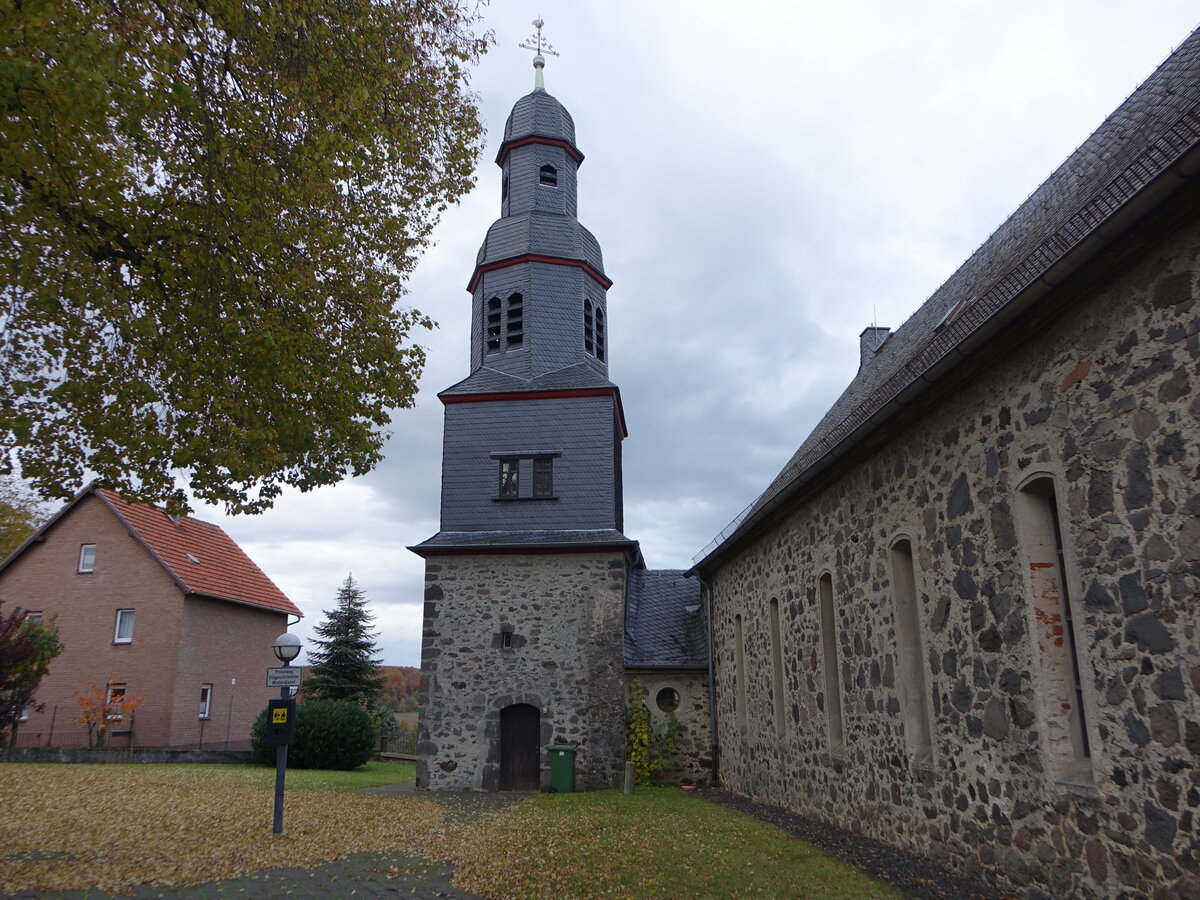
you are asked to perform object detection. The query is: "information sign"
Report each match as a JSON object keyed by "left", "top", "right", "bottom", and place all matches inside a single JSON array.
[{"left": 266, "top": 667, "right": 302, "bottom": 688}]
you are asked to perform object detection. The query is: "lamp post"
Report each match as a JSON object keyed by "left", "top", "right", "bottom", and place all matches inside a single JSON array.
[{"left": 269, "top": 632, "right": 302, "bottom": 835}]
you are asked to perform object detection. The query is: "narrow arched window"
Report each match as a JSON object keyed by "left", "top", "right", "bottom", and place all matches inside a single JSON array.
[
  {"left": 539, "top": 164, "right": 557, "bottom": 187},
  {"left": 1017, "top": 475, "right": 1093, "bottom": 783},
  {"left": 501, "top": 176, "right": 509, "bottom": 203},
  {"left": 583, "top": 300, "right": 594, "bottom": 355},
  {"left": 891, "top": 539, "right": 933, "bottom": 761},
  {"left": 594, "top": 307, "right": 605, "bottom": 362},
  {"left": 734, "top": 613, "right": 747, "bottom": 731},
  {"left": 819, "top": 573, "right": 844, "bottom": 749},
  {"left": 769, "top": 598, "right": 785, "bottom": 739}
]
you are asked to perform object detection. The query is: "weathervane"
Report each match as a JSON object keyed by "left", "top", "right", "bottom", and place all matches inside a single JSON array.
[{"left": 519, "top": 18, "right": 559, "bottom": 90}]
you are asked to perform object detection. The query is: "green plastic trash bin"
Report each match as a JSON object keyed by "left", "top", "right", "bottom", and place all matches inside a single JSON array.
[{"left": 546, "top": 744, "right": 578, "bottom": 793}]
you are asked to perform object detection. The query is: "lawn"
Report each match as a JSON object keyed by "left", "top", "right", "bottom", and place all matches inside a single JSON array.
[{"left": 0, "top": 763, "right": 899, "bottom": 898}]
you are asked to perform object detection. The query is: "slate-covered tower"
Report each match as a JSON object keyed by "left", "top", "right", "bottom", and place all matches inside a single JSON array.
[{"left": 411, "top": 58, "right": 634, "bottom": 791}]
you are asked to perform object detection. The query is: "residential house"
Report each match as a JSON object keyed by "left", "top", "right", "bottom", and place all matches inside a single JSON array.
[{"left": 0, "top": 488, "right": 301, "bottom": 749}]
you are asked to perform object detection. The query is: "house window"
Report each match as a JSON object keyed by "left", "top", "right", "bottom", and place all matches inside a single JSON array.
[
  {"left": 819, "top": 573, "right": 844, "bottom": 750},
  {"left": 890, "top": 539, "right": 933, "bottom": 761},
  {"left": 539, "top": 164, "right": 557, "bottom": 187},
  {"left": 532, "top": 457, "right": 554, "bottom": 498},
  {"left": 78, "top": 544, "right": 96, "bottom": 573},
  {"left": 106, "top": 683, "right": 127, "bottom": 719},
  {"left": 498, "top": 459, "right": 519, "bottom": 498},
  {"left": 769, "top": 597, "right": 786, "bottom": 739},
  {"left": 199, "top": 684, "right": 213, "bottom": 719},
  {"left": 113, "top": 609, "right": 134, "bottom": 644},
  {"left": 1017, "top": 475, "right": 1093, "bottom": 782},
  {"left": 500, "top": 629, "right": 513, "bottom": 650},
  {"left": 24, "top": 611, "right": 42, "bottom": 624}
]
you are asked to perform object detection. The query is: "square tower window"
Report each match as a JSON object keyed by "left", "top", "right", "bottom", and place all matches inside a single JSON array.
[
  {"left": 533, "top": 457, "right": 554, "bottom": 498},
  {"left": 539, "top": 164, "right": 557, "bottom": 187},
  {"left": 498, "top": 459, "right": 519, "bottom": 498}
]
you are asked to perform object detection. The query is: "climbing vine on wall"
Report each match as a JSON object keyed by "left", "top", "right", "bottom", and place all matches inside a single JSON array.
[{"left": 626, "top": 680, "right": 651, "bottom": 783}]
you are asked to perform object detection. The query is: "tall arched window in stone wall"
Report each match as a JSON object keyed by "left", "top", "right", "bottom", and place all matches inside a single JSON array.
[
  {"left": 769, "top": 597, "right": 786, "bottom": 739},
  {"left": 890, "top": 539, "right": 933, "bottom": 762},
  {"left": 1016, "top": 475, "right": 1094, "bottom": 783},
  {"left": 734, "top": 613, "right": 747, "bottom": 731},
  {"left": 818, "top": 573, "right": 844, "bottom": 750}
]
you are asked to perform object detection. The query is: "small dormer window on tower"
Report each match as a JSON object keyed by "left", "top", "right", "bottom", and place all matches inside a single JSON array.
[{"left": 539, "top": 164, "right": 557, "bottom": 187}]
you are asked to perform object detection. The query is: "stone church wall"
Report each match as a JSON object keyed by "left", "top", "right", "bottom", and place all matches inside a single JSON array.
[
  {"left": 418, "top": 550, "right": 628, "bottom": 791},
  {"left": 707, "top": 212, "right": 1199, "bottom": 898},
  {"left": 625, "top": 668, "right": 712, "bottom": 784}
]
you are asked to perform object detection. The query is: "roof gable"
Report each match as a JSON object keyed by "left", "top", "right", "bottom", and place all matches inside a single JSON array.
[{"left": 94, "top": 490, "right": 300, "bottom": 616}]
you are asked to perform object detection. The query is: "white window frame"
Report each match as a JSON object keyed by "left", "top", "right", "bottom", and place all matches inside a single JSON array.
[
  {"left": 113, "top": 609, "right": 135, "bottom": 644},
  {"left": 105, "top": 683, "right": 127, "bottom": 720},
  {"left": 199, "top": 684, "right": 213, "bottom": 719},
  {"left": 78, "top": 544, "right": 96, "bottom": 573}
]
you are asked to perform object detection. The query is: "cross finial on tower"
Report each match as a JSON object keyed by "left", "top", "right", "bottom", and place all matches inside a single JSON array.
[{"left": 519, "top": 18, "right": 559, "bottom": 90}]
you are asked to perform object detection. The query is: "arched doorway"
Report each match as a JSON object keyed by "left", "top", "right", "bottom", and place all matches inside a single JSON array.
[{"left": 499, "top": 703, "right": 540, "bottom": 790}]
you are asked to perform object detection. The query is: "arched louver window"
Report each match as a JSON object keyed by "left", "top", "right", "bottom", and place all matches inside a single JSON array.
[
  {"left": 594, "top": 307, "right": 605, "bottom": 362},
  {"left": 583, "top": 300, "right": 594, "bottom": 355},
  {"left": 485, "top": 297, "right": 502, "bottom": 353},
  {"left": 506, "top": 293, "right": 523, "bottom": 348},
  {"left": 539, "top": 164, "right": 557, "bottom": 187}
]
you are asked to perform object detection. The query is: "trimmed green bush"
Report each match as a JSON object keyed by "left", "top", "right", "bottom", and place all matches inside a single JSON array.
[{"left": 251, "top": 698, "right": 377, "bottom": 770}]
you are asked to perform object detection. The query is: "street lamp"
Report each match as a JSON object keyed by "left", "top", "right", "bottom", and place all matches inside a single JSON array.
[
  {"left": 272, "top": 632, "right": 302, "bottom": 669},
  {"left": 268, "top": 632, "right": 302, "bottom": 835}
]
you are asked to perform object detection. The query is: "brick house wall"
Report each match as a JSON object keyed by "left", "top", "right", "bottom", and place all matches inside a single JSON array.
[{"left": 704, "top": 205, "right": 1200, "bottom": 898}]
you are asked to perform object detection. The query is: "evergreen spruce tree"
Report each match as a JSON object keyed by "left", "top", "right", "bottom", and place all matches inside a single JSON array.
[{"left": 303, "top": 576, "right": 386, "bottom": 703}]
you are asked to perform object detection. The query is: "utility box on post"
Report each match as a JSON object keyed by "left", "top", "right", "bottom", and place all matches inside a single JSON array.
[{"left": 266, "top": 698, "right": 296, "bottom": 746}]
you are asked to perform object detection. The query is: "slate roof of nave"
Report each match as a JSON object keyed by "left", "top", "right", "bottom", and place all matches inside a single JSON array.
[
  {"left": 624, "top": 569, "right": 707, "bottom": 669},
  {"left": 503, "top": 89, "right": 577, "bottom": 147},
  {"left": 476, "top": 212, "right": 605, "bottom": 273},
  {"left": 695, "top": 25, "right": 1200, "bottom": 569},
  {"left": 440, "top": 360, "right": 616, "bottom": 397}
]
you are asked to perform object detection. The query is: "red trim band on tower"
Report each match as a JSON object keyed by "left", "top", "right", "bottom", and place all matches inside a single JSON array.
[
  {"left": 496, "top": 135, "right": 584, "bottom": 167},
  {"left": 468, "top": 254, "right": 613, "bottom": 293}
]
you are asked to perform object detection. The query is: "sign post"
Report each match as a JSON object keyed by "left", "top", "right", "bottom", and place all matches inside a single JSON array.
[{"left": 268, "top": 633, "right": 303, "bottom": 835}]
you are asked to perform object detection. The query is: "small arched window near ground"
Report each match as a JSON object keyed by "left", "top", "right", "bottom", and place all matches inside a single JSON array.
[
  {"left": 655, "top": 687, "right": 680, "bottom": 713},
  {"left": 539, "top": 164, "right": 557, "bottom": 187}
]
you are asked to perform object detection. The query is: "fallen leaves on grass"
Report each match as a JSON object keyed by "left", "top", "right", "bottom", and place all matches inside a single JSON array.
[
  {"left": 0, "top": 764, "right": 443, "bottom": 894},
  {"left": 428, "top": 786, "right": 901, "bottom": 899}
]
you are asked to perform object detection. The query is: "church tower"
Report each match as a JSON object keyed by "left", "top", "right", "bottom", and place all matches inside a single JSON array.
[{"left": 411, "top": 40, "right": 635, "bottom": 792}]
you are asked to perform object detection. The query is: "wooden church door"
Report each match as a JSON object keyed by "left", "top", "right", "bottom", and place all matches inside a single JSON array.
[{"left": 499, "top": 703, "right": 540, "bottom": 790}]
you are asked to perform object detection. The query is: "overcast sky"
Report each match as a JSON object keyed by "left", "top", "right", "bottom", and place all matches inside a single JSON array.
[{"left": 196, "top": 1, "right": 1199, "bottom": 668}]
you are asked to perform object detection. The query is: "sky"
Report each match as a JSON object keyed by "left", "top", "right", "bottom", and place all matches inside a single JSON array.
[{"left": 196, "top": 1, "right": 1199, "bottom": 668}]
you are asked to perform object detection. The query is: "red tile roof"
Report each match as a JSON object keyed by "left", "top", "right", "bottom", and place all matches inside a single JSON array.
[{"left": 95, "top": 490, "right": 302, "bottom": 617}]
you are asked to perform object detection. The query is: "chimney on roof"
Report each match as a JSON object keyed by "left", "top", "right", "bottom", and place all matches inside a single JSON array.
[{"left": 859, "top": 326, "right": 890, "bottom": 370}]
